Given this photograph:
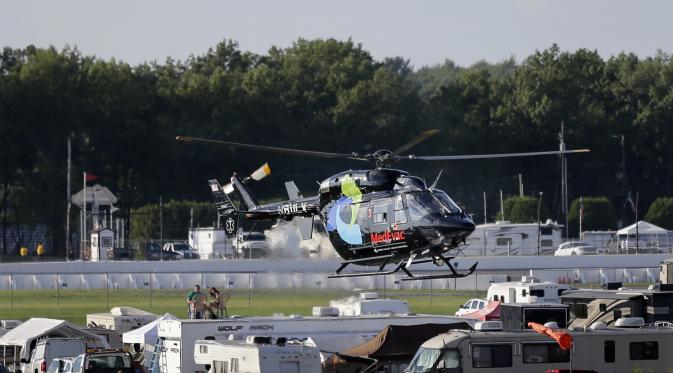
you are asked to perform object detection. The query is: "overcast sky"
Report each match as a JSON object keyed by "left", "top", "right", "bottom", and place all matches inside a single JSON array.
[{"left": 2, "top": 0, "right": 671, "bottom": 68}]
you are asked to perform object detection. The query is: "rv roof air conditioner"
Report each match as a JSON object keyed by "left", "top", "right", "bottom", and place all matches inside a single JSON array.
[
  {"left": 474, "top": 321, "right": 502, "bottom": 331},
  {"left": 544, "top": 322, "right": 560, "bottom": 329},
  {"left": 614, "top": 317, "right": 645, "bottom": 328}
]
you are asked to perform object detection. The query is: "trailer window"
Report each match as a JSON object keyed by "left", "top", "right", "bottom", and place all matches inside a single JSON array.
[
  {"left": 604, "top": 340, "right": 615, "bottom": 363},
  {"left": 522, "top": 343, "right": 569, "bottom": 363},
  {"left": 630, "top": 341, "right": 658, "bottom": 360},
  {"left": 540, "top": 239, "right": 553, "bottom": 247},
  {"left": 496, "top": 238, "right": 512, "bottom": 247},
  {"left": 472, "top": 344, "right": 512, "bottom": 368},
  {"left": 570, "top": 303, "right": 588, "bottom": 319},
  {"left": 529, "top": 289, "right": 545, "bottom": 298}
]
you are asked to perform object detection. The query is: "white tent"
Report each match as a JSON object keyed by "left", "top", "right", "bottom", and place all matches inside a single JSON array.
[
  {"left": 0, "top": 318, "right": 109, "bottom": 360},
  {"left": 617, "top": 221, "right": 670, "bottom": 235},
  {"left": 123, "top": 313, "right": 177, "bottom": 345},
  {"left": 617, "top": 221, "right": 673, "bottom": 253}
]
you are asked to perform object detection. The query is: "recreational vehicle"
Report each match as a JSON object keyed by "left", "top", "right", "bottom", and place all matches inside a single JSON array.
[
  {"left": 157, "top": 314, "right": 469, "bottom": 373},
  {"left": 560, "top": 285, "right": 673, "bottom": 328},
  {"left": 86, "top": 307, "right": 156, "bottom": 333},
  {"left": 486, "top": 276, "right": 572, "bottom": 304},
  {"left": 193, "top": 337, "right": 321, "bottom": 373},
  {"left": 460, "top": 220, "right": 563, "bottom": 256},
  {"left": 407, "top": 321, "right": 673, "bottom": 373}
]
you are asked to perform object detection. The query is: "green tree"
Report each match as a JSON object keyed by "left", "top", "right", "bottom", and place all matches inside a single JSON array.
[
  {"left": 568, "top": 197, "right": 617, "bottom": 237},
  {"left": 496, "top": 196, "right": 549, "bottom": 223},
  {"left": 645, "top": 197, "right": 673, "bottom": 230}
]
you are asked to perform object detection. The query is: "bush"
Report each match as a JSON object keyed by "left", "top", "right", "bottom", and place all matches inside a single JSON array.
[
  {"left": 645, "top": 197, "right": 673, "bottom": 230},
  {"left": 496, "top": 196, "right": 550, "bottom": 223},
  {"left": 567, "top": 196, "right": 617, "bottom": 237}
]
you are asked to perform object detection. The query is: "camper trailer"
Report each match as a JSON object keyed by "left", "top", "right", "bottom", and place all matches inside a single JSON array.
[
  {"left": 486, "top": 276, "right": 572, "bottom": 304},
  {"left": 560, "top": 286, "right": 673, "bottom": 328},
  {"left": 407, "top": 321, "right": 673, "bottom": 373},
  {"left": 157, "top": 313, "right": 469, "bottom": 373},
  {"left": 460, "top": 220, "right": 563, "bottom": 256},
  {"left": 86, "top": 307, "right": 156, "bottom": 333},
  {"left": 193, "top": 337, "right": 321, "bottom": 373}
]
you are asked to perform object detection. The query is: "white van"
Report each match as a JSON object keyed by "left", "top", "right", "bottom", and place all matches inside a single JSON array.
[{"left": 22, "top": 338, "right": 85, "bottom": 373}]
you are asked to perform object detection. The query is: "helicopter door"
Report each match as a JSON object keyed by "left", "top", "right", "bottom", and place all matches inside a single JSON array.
[{"left": 369, "top": 199, "right": 394, "bottom": 246}]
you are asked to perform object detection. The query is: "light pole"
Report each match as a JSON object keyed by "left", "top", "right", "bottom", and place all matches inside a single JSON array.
[{"left": 537, "top": 192, "right": 544, "bottom": 256}]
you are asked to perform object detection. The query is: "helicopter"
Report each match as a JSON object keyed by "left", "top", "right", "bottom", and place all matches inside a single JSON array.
[{"left": 176, "top": 130, "right": 589, "bottom": 281}]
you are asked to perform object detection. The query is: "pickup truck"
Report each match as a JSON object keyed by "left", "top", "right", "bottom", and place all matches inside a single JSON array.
[
  {"left": 69, "top": 351, "right": 135, "bottom": 373},
  {"left": 162, "top": 242, "right": 200, "bottom": 259}
]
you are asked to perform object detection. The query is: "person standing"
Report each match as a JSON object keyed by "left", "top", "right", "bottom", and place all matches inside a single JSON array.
[
  {"left": 187, "top": 285, "right": 203, "bottom": 319},
  {"left": 36, "top": 242, "right": 45, "bottom": 261}
]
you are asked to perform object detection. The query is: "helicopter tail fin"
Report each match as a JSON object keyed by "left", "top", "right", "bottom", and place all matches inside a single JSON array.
[
  {"left": 208, "top": 179, "right": 238, "bottom": 215},
  {"left": 285, "top": 181, "right": 312, "bottom": 239},
  {"left": 284, "top": 181, "right": 304, "bottom": 200},
  {"left": 231, "top": 174, "right": 259, "bottom": 210}
]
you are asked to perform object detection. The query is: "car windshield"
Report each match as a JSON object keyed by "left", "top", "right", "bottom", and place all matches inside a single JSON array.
[
  {"left": 406, "top": 347, "right": 442, "bottom": 373},
  {"left": 173, "top": 244, "right": 192, "bottom": 252},
  {"left": 432, "top": 190, "right": 463, "bottom": 215}
]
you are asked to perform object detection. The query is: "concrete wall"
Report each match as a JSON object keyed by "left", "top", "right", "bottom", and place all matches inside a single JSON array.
[{"left": 0, "top": 254, "right": 668, "bottom": 291}]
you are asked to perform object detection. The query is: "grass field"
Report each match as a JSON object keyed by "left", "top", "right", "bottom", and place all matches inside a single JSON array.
[{"left": 0, "top": 288, "right": 478, "bottom": 325}]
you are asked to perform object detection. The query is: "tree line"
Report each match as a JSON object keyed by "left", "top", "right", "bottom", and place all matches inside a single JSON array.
[{"left": 1, "top": 40, "right": 672, "bottom": 254}]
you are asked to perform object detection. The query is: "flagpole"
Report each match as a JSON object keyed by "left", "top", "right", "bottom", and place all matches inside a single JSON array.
[
  {"left": 66, "top": 136, "right": 71, "bottom": 260},
  {"left": 83, "top": 171, "right": 87, "bottom": 261},
  {"left": 579, "top": 197, "right": 583, "bottom": 240}
]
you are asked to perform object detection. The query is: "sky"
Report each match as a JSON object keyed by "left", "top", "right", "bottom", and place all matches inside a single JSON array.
[{"left": 1, "top": 0, "right": 672, "bottom": 69}]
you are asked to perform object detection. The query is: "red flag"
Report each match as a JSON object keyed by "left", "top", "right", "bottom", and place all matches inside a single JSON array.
[{"left": 86, "top": 173, "right": 98, "bottom": 182}]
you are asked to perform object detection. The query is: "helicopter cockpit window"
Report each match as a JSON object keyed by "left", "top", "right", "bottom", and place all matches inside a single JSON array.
[
  {"left": 406, "top": 191, "right": 444, "bottom": 220},
  {"left": 432, "top": 190, "right": 463, "bottom": 215}
]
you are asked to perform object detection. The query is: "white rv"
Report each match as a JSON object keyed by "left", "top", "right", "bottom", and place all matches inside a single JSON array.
[
  {"left": 460, "top": 220, "right": 563, "bottom": 256},
  {"left": 407, "top": 320, "right": 673, "bottom": 373},
  {"left": 486, "top": 276, "right": 571, "bottom": 304},
  {"left": 157, "top": 314, "right": 469, "bottom": 373},
  {"left": 194, "top": 337, "right": 321, "bottom": 373},
  {"left": 86, "top": 307, "right": 156, "bottom": 333}
]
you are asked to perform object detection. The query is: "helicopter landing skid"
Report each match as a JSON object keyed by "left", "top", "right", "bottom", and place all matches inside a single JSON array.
[{"left": 327, "top": 255, "right": 478, "bottom": 280}]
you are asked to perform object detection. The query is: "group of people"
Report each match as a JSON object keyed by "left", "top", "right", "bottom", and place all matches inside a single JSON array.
[{"left": 186, "top": 285, "right": 229, "bottom": 319}]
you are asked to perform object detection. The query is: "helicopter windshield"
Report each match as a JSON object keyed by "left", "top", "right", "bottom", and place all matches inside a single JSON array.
[
  {"left": 432, "top": 190, "right": 463, "bottom": 215},
  {"left": 406, "top": 191, "right": 445, "bottom": 220}
]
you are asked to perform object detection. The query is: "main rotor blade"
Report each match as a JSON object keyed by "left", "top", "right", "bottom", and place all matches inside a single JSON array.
[
  {"left": 392, "top": 129, "right": 441, "bottom": 156},
  {"left": 405, "top": 149, "right": 591, "bottom": 161},
  {"left": 176, "top": 136, "right": 366, "bottom": 160}
]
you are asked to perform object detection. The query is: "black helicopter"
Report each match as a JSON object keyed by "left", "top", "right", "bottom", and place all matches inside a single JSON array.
[{"left": 177, "top": 130, "right": 589, "bottom": 280}]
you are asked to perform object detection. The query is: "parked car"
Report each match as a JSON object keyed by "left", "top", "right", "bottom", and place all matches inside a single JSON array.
[
  {"left": 454, "top": 298, "right": 486, "bottom": 317},
  {"left": 69, "top": 351, "right": 135, "bottom": 373},
  {"left": 163, "top": 242, "right": 200, "bottom": 259},
  {"left": 142, "top": 242, "right": 180, "bottom": 261},
  {"left": 236, "top": 232, "right": 271, "bottom": 259},
  {"left": 22, "top": 338, "right": 85, "bottom": 373},
  {"left": 46, "top": 357, "right": 74, "bottom": 373},
  {"left": 106, "top": 247, "right": 133, "bottom": 260},
  {"left": 554, "top": 241, "right": 598, "bottom": 256}
]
